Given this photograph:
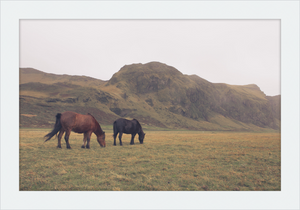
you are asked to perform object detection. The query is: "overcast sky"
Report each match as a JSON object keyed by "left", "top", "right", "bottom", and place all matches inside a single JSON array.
[{"left": 20, "top": 20, "right": 280, "bottom": 96}]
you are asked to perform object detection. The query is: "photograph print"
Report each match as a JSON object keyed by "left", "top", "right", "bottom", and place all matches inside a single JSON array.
[{"left": 19, "top": 19, "right": 281, "bottom": 191}]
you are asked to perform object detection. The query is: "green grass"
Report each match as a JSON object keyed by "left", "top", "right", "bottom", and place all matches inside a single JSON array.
[{"left": 19, "top": 128, "right": 280, "bottom": 191}]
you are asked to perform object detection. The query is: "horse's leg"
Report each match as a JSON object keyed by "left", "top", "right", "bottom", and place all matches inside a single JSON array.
[
  {"left": 64, "top": 129, "right": 72, "bottom": 149},
  {"left": 86, "top": 132, "right": 92, "bottom": 149},
  {"left": 113, "top": 132, "right": 118, "bottom": 146},
  {"left": 130, "top": 133, "right": 136, "bottom": 145},
  {"left": 57, "top": 130, "right": 64, "bottom": 148},
  {"left": 81, "top": 133, "right": 88, "bottom": 148},
  {"left": 118, "top": 132, "right": 123, "bottom": 146}
]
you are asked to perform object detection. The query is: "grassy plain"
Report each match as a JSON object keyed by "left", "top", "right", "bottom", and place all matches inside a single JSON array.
[{"left": 19, "top": 128, "right": 280, "bottom": 191}]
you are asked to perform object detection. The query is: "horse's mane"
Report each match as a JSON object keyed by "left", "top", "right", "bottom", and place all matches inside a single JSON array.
[
  {"left": 87, "top": 113, "right": 98, "bottom": 122},
  {"left": 86, "top": 113, "right": 93, "bottom": 118},
  {"left": 132, "top": 119, "right": 143, "bottom": 132},
  {"left": 87, "top": 113, "right": 103, "bottom": 132}
]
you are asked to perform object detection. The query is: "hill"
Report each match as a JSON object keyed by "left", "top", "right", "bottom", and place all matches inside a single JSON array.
[{"left": 19, "top": 62, "right": 280, "bottom": 131}]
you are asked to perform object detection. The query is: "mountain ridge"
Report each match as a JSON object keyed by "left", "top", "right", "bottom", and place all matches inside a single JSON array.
[{"left": 19, "top": 62, "right": 280, "bottom": 131}]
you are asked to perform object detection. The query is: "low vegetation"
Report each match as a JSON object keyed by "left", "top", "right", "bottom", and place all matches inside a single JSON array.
[
  {"left": 19, "top": 62, "right": 281, "bottom": 131},
  {"left": 20, "top": 128, "right": 280, "bottom": 191}
]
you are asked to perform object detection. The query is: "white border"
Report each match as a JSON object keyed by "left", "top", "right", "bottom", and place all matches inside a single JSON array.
[{"left": 1, "top": 1, "right": 299, "bottom": 210}]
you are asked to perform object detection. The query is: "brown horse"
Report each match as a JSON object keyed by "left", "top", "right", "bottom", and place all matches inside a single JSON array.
[{"left": 44, "top": 111, "right": 106, "bottom": 149}]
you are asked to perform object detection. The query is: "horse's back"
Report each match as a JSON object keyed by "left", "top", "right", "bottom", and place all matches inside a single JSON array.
[
  {"left": 60, "top": 111, "right": 96, "bottom": 133},
  {"left": 114, "top": 118, "right": 140, "bottom": 134},
  {"left": 114, "top": 118, "right": 126, "bottom": 132},
  {"left": 60, "top": 111, "right": 77, "bottom": 124}
]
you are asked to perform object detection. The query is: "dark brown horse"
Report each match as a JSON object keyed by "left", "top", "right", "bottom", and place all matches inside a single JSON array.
[
  {"left": 113, "top": 118, "right": 145, "bottom": 146},
  {"left": 44, "top": 111, "right": 106, "bottom": 149}
]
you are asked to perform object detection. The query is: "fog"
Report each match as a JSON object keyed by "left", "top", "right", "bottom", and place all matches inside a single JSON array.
[{"left": 20, "top": 20, "right": 280, "bottom": 96}]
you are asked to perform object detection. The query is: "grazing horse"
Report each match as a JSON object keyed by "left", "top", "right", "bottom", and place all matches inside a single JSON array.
[
  {"left": 113, "top": 118, "right": 145, "bottom": 146},
  {"left": 44, "top": 111, "right": 106, "bottom": 149}
]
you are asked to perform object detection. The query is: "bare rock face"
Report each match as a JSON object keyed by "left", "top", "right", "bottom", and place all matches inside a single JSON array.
[{"left": 19, "top": 63, "right": 280, "bottom": 130}]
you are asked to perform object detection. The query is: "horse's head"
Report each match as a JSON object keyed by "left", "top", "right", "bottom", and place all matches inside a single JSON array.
[
  {"left": 97, "top": 132, "right": 106, "bottom": 147},
  {"left": 138, "top": 132, "right": 145, "bottom": 144}
]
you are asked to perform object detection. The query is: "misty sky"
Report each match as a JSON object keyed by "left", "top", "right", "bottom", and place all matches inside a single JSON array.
[{"left": 20, "top": 20, "right": 280, "bottom": 96}]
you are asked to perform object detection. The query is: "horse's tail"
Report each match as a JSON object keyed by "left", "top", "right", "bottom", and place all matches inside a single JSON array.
[
  {"left": 44, "top": 113, "right": 62, "bottom": 142},
  {"left": 112, "top": 120, "right": 117, "bottom": 138}
]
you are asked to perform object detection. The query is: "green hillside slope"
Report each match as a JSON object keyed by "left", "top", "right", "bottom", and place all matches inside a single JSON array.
[{"left": 19, "top": 62, "right": 280, "bottom": 131}]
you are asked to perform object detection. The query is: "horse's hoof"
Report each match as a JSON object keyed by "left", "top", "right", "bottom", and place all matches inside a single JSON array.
[
  {"left": 81, "top": 145, "right": 85, "bottom": 148},
  {"left": 86, "top": 146, "right": 90, "bottom": 149},
  {"left": 113, "top": 144, "right": 116, "bottom": 146},
  {"left": 57, "top": 146, "right": 62, "bottom": 149}
]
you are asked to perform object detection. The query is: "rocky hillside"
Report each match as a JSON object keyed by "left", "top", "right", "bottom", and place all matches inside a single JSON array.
[{"left": 19, "top": 62, "right": 280, "bottom": 131}]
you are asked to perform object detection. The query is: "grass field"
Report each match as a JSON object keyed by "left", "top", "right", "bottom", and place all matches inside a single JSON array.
[{"left": 19, "top": 128, "right": 280, "bottom": 191}]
